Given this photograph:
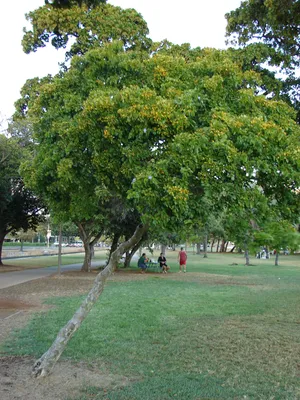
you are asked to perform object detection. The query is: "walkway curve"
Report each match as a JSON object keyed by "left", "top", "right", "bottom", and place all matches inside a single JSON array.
[{"left": 0, "top": 261, "right": 104, "bottom": 290}]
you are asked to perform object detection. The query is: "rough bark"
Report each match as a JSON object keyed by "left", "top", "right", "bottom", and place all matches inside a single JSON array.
[
  {"left": 32, "top": 223, "right": 148, "bottom": 378},
  {"left": 275, "top": 252, "right": 279, "bottom": 266}
]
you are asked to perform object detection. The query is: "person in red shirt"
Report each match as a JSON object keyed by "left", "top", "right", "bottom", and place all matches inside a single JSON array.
[{"left": 178, "top": 247, "right": 187, "bottom": 273}]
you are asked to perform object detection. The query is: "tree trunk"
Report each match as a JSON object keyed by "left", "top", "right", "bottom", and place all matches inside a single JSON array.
[
  {"left": 230, "top": 245, "right": 236, "bottom": 253},
  {"left": 196, "top": 242, "right": 201, "bottom": 254},
  {"left": 0, "top": 234, "right": 4, "bottom": 265},
  {"left": 161, "top": 244, "right": 166, "bottom": 254},
  {"left": 216, "top": 239, "right": 220, "bottom": 253},
  {"left": 123, "top": 238, "right": 143, "bottom": 268},
  {"left": 82, "top": 241, "right": 93, "bottom": 272},
  {"left": 245, "top": 249, "right": 250, "bottom": 266},
  {"left": 220, "top": 239, "right": 225, "bottom": 253},
  {"left": 58, "top": 224, "right": 62, "bottom": 276},
  {"left": 275, "top": 252, "right": 279, "bottom": 266},
  {"left": 77, "top": 223, "right": 103, "bottom": 272},
  {"left": 123, "top": 251, "right": 131, "bottom": 268},
  {"left": 210, "top": 239, "right": 215, "bottom": 253},
  {"left": 224, "top": 241, "right": 228, "bottom": 252},
  {"left": 32, "top": 223, "right": 148, "bottom": 378},
  {"left": 107, "top": 233, "right": 120, "bottom": 265},
  {"left": 203, "top": 235, "right": 208, "bottom": 258}
]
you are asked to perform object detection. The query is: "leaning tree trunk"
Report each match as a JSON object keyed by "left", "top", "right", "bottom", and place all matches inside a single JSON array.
[{"left": 32, "top": 223, "right": 148, "bottom": 378}]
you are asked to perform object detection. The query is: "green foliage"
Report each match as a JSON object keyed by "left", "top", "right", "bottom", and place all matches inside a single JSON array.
[
  {"left": 18, "top": 41, "right": 300, "bottom": 243},
  {"left": 254, "top": 220, "right": 300, "bottom": 253},
  {"left": 0, "top": 135, "right": 45, "bottom": 263},
  {"left": 45, "top": 0, "right": 106, "bottom": 8},
  {"left": 226, "top": 0, "right": 300, "bottom": 69},
  {"left": 22, "top": 2, "right": 150, "bottom": 59},
  {"left": 226, "top": 0, "right": 300, "bottom": 121}
]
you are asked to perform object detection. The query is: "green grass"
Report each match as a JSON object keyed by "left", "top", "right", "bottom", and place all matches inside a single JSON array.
[
  {"left": 3, "top": 251, "right": 108, "bottom": 269},
  {"left": 2, "top": 252, "right": 300, "bottom": 399},
  {"left": 3, "top": 242, "right": 47, "bottom": 247}
]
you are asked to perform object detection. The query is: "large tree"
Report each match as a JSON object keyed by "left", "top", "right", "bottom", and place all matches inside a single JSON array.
[
  {"left": 0, "top": 135, "right": 45, "bottom": 265},
  {"left": 19, "top": 39, "right": 300, "bottom": 376}
]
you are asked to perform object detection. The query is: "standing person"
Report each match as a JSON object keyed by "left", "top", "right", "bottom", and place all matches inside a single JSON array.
[
  {"left": 158, "top": 253, "right": 170, "bottom": 273},
  {"left": 178, "top": 247, "right": 187, "bottom": 273},
  {"left": 138, "top": 253, "right": 148, "bottom": 273}
]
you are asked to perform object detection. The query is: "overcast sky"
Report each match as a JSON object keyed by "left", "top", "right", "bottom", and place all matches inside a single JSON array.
[{"left": 0, "top": 0, "right": 241, "bottom": 123}]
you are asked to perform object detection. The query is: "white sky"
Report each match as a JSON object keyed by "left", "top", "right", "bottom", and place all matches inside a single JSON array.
[{"left": 0, "top": 0, "right": 241, "bottom": 122}]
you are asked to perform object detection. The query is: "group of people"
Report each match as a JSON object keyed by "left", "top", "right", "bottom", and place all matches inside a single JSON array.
[{"left": 137, "top": 247, "right": 187, "bottom": 274}]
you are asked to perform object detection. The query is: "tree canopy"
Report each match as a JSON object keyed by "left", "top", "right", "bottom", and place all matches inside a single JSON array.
[
  {"left": 225, "top": 0, "right": 300, "bottom": 69},
  {"left": 22, "top": 1, "right": 150, "bottom": 59},
  {"left": 20, "top": 42, "right": 300, "bottom": 242},
  {"left": 225, "top": 0, "right": 300, "bottom": 123}
]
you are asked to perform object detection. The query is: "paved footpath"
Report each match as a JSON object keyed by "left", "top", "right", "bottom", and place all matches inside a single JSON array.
[{"left": 0, "top": 261, "right": 103, "bottom": 290}]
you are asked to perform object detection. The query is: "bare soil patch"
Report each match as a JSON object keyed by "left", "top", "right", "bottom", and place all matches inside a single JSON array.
[{"left": 1, "top": 355, "right": 131, "bottom": 400}]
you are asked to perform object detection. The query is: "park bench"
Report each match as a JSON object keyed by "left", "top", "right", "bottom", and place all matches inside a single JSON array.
[{"left": 145, "top": 260, "right": 161, "bottom": 272}]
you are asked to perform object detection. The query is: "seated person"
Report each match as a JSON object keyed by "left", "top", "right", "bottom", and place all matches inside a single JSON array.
[
  {"left": 137, "top": 253, "right": 148, "bottom": 273},
  {"left": 158, "top": 253, "right": 170, "bottom": 273}
]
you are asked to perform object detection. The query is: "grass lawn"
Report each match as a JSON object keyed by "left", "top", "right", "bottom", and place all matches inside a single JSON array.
[
  {"left": 2, "top": 251, "right": 300, "bottom": 399},
  {"left": 3, "top": 251, "right": 108, "bottom": 269}
]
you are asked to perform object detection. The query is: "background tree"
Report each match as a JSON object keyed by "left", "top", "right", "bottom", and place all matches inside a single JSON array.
[
  {"left": 226, "top": 0, "right": 300, "bottom": 68},
  {"left": 0, "top": 135, "right": 45, "bottom": 265},
  {"left": 226, "top": 0, "right": 300, "bottom": 121},
  {"left": 254, "top": 220, "right": 300, "bottom": 265}
]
